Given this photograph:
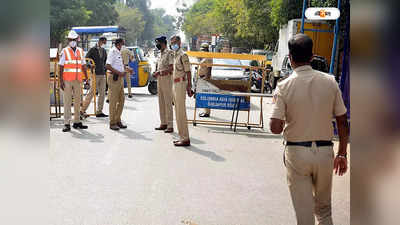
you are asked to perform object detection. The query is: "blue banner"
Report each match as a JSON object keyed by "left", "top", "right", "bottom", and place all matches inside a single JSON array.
[
  {"left": 124, "top": 61, "right": 139, "bottom": 87},
  {"left": 196, "top": 93, "right": 250, "bottom": 110}
]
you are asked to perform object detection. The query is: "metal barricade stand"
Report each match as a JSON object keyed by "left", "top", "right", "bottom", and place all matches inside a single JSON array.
[
  {"left": 50, "top": 55, "right": 61, "bottom": 120},
  {"left": 186, "top": 51, "right": 270, "bottom": 131},
  {"left": 83, "top": 58, "right": 97, "bottom": 116}
]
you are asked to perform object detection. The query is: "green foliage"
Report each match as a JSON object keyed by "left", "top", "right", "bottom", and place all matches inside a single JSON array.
[
  {"left": 84, "top": 0, "right": 119, "bottom": 26},
  {"left": 50, "top": 0, "right": 177, "bottom": 48},
  {"left": 182, "top": 0, "right": 278, "bottom": 49},
  {"left": 50, "top": 0, "right": 91, "bottom": 46},
  {"left": 182, "top": 0, "right": 217, "bottom": 37},
  {"left": 125, "top": 0, "right": 154, "bottom": 46},
  {"left": 151, "top": 8, "right": 177, "bottom": 39},
  {"left": 115, "top": 3, "right": 145, "bottom": 46},
  {"left": 269, "top": 0, "right": 303, "bottom": 28}
]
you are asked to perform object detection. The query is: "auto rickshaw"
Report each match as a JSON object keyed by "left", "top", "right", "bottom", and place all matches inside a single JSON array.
[{"left": 125, "top": 46, "right": 157, "bottom": 95}]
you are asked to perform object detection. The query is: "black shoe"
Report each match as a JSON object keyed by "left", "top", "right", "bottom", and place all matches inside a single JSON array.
[
  {"left": 128, "top": 94, "right": 133, "bottom": 98},
  {"left": 62, "top": 124, "right": 71, "bottom": 132},
  {"left": 164, "top": 128, "right": 174, "bottom": 133},
  {"left": 110, "top": 124, "right": 120, "bottom": 130},
  {"left": 73, "top": 122, "right": 88, "bottom": 129},
  {"left": 117, "top": 122, "right": 127, "bottom": 129},
  {"left": 155, "top": 125, "right": 167, "bottom": 130},
  {"left": 199, "top": 112, "right": 210, "bottom": 118},
  {"left": 96, "top": 113, "right": 108, "bottom": 118}
]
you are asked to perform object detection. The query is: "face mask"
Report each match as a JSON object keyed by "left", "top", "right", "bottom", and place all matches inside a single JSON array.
[
  {"left": 171, "top": 44, "right": 179, "bottom": 51},
  {"left": 69, "top": 41, "right": 77, "bottom": 48},
  {"left": 100, "top": 43, "right": 105, "bottom": 48},
  {"left": 156, "top": 44, "right": 161, "bottom": 50}
]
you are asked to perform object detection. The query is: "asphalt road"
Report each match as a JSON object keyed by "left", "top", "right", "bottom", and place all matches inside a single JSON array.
[{"left": 49, "top": 86, "right": 349, "bottom": 225}]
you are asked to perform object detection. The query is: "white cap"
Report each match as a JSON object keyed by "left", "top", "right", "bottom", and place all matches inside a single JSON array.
[{"left": 67, "top": 30, "right": 79, "bottom": 39}]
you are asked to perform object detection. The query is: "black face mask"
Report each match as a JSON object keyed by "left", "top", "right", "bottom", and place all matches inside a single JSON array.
[{"left": 156, "top": 44, "right": 161, "bottom": 50}]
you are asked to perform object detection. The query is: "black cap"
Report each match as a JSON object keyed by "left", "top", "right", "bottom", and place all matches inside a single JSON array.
[{"left": 155, "top": 36, "right": 167, "bottom": 43}]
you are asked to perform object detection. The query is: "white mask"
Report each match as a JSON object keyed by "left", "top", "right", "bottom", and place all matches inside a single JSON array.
[
  {"left": 100, "top": 43, "right": 105, "bottom": 48},
  {"left": 69, "top": 41, "right": 77, "bottom": 48},
  {"left": 171, "top": 44, "right": 179, "bottom": 51}
]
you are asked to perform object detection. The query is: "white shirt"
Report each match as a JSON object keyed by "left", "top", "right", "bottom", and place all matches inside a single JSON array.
[
  {"left": 106, "top": 46, "right": 124, "bottom": 73},
  {"left": 58, "top": 47, "right": 86, "bottom": 66}
]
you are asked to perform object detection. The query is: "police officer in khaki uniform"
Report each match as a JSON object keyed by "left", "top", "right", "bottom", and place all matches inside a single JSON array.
[
  {"left": 198, "top": 43, "right": 213, "bottom": 117},
  {"left": 154, "top": 36, "right": 174, "bottom": 133},
  {"left": 270, "top": 34, "right": 349, "bottom": 225},
  {"left": 106, "top": 38, "right": 132, "bottom": 131},
  {"left": 170, "top": 35, "right": 192, "bottom": 146},
  {"left": 121, "top": 45, "right": 135, "bottom": 98}
]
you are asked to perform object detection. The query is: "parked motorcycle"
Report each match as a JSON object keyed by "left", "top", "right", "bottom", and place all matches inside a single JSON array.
[{"left": 249, "top": 70, "right": 272, "bottom": 94}]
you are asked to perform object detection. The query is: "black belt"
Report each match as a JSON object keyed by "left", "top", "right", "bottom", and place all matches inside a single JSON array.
[{"left": 286, "top": 140, "right": 333, "bottom": 147}]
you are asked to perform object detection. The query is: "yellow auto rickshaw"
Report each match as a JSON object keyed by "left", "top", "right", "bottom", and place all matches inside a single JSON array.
[{"left": 125, "top": 46, "right": 157, "bottom": 95}]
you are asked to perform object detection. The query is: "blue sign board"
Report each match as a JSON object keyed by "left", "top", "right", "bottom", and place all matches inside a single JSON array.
[
  {"left": 196, "top": 93, "right": 250, "bottom": 110},
  {"left": 124, "top": 61, "right": 139, "bottom": 87}
]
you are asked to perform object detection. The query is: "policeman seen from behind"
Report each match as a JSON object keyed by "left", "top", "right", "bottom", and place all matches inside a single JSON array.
[
  {"left": 106, "top": 38, "right": 132, "bottom": 131},
  {"left": 270, "top": 34, "right": 349, "bottom": 225},
  {"left": 198, "top": 43, "right": 213, "bottom": 118},
  {"left": 170, "top": 35, "right": 192, "bottom": 146},
  {"left": 81, "top": 36, "right": 108, "bottom": 118},
  {"left": 59, "top": 30, "right": 89, "bottom": 132},
  {"left": 154, "top": 36, "right": 175, "bottom": 133}
]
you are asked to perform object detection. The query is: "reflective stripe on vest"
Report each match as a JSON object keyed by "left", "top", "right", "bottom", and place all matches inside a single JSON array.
[{"left": 63, "top": 47, "right": 83, "bottom": 81}]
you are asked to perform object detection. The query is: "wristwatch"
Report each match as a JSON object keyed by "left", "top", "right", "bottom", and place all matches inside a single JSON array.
[{"left": 337, "top": 153, "right": 347, "bottom": 159}]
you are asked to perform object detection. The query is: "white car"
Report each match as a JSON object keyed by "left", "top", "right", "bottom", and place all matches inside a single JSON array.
[{"left": 211, "top": 58, "right": 249, "bottom": 80}]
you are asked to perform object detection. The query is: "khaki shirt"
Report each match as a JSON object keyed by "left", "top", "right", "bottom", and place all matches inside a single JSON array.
[
  {"left": 199, "top": 58, "right": 213, "bottom": 79},
  {"left": 173, "top": 49, "right": 191, "bottom": 79},
  {"left": 271, "top": 65, "right": 347, "bottom": 142},
  {"left": 156, "top": 49, "right": 174, "bottom": 73},
  {"left": 121, "top": 47, "right": 134, "bottom": 65}
]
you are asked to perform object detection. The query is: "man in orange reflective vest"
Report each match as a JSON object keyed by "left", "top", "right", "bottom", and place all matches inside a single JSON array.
[{"left": 59, "top": 30, "right": 89, "bottom": 132}]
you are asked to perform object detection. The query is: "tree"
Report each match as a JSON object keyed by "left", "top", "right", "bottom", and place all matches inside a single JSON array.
[
  {"left": 269, "top": 0, "right": 303, "bottom": 28},
  {"left": 50, "top": 0, "right": 91, "bottom": 46},
  {"left": 182, "top": 0, "right": 217, "bottom": 38},
  {"left": 115, "top": 3, "right": 145, "bottom": 46},
  {"left": 176, "top": 3, "right": 190, "bottom": 32},
  {"left": 182, "top": 0, "right": 277, "bottom": 49},
  {"left": 126, "top": 0, "right": 154, "bottom": 46},
  {"left": 83, "top": 0, "right": 119, "bottom": 26},
  {"left": 151, "top": 8, "right": 177, "bottom": 39}
]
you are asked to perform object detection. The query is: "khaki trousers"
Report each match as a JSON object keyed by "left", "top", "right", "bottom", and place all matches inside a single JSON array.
[
  {"left": 157, "top": 75, "right": 173, "bottom": 128},
  {"left": 285, "top": 143, "right": 334, "bottom": 225},
  {"left": 203, "top": 108, "right": 211, "bottom": 114},
  {"left": 81, "top": 75, "right": 106, "bottom": 114},
  {"left": 125, "top": 72, "right": 132, "bottom": 95},
  {"left": 63, "top": 80, "right": 82, "bottom": 124},
  {"left": 107, "top": 74, "right": 125, "bottom": 125},
  {"left": 173, "top": 81, "right": 189, "bottom": 141}
]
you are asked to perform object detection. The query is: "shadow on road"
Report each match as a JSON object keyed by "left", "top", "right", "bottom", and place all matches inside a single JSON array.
[
  {"left": 124, "top": 105, "right": 137, "bottom": 111},
  {"left": 204, "top": 126, "right": 283, "bottom": 139},
  {"left": 70, "top": 130, "right": 105, "bottom": 143},
  {"left": 183, "top": 145, "right": 226, "bottom": 162},
  {"left": 118, "top": 128, "right": 152, "bottom": 141}
]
